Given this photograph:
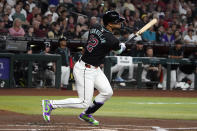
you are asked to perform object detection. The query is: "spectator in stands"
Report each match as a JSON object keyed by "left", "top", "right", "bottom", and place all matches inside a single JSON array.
[
  {"left": 24, "top": 3, "right": 30, "bottom": 15},
  {"left": 34, "top": 16, "right": 49, "bottom": 37},
  {"left": 40, "top": 42, "right": 55, "bottom": 87},
  {"left": 0, "top": 4, "right": 4, "bottom": 15},
  {"left": 75, "top": 24, "right": 83, "bottom": 39},
  {"left": 64, "top": 24, "right": 77, "bottom": 39},
  {"left": 177, "top": 50, "right": 197, "bottom": 90},
  {"left": 88, "top": 16, "right": 98, "bottom": 28},
  {"left": 33, "top": 14, "right": 42, "bottom": 24},
  {"left": 156, "top": 25, "right": 165, "bottom": 42},
  {"left": 139, "top": 4, "right": 148, "bottom": 16},
  {"left": 159, "top": 16, "right": 169, "bottom": 29},
  {"left": 11, "top": 4, "right": 26, "bottom": 23},
  {"left": 17, "top": 0, "right": 27, "bottom": 14},
  {"left": 162, "top": 27, "right": 175, "bottom": 44},
  {"left": 142, "top": 26, "right": 156, "bottom": 42},
  {"left": 26, "top": 6, "right": 39, "bottom": 24},
  {"left": 161, "top": 40, "right": 184, "bottom": 90},
  {"left": 174, "top": 30, "right": 182, "bottom": 41},
  {"left": 55, "top": 37, "right": 71, "bottom": 89},
  {"left": 142, "top": 46, "right": 162, "bottom": 84},
  {"left": 8, "top": 18, "right": 25, "bottom": 37},
  {"left": 67, "top": 15, "right": 75, "bottom": 29},
  {"left": 26, "top": 0, "right": 36, "bottom": 13},
  {"left": 74, "top": 1, "right": 86, "bottom": 15},
  {"left": 187, "top": 23, "right": 194, "bottom": 31},
  {"left": 84, "top": 2, "right": 93, "bottom": 17},
  {"left": 7, "top": 0, "right": 16, "bottom": 7},
  {"left": 171, "top": 24, "right": 177, "bottom": 33},
  {"left": 25, "top": 25, "right": 34, "bottom": 37},
  {"left": 123, "top": 0, "right": 135, "bottom": 12},
  {"left": 44, "top": 11, "right": 53, "bottom": 24},
  {"left": 126, "top": 18, "right": 135, "bottom": 32},
  {"left": 119, "top": 29, "right": 130, "bottom": 43},
  {"left": 97, "top": 4, "right": 104, "bottom": 18},
  {"left": 186, "top": 9, "right": 193, "bottom": 24},
  {"left": 76, "top": 15, "right": 88, "bottom": 35},
  {"left": 123, "top": 8, "right": 133, "bottom": 27},
  {"left": 0, "top": 18, "right": 8, "bottom": 35},
  {"left": 32, "top": 19, "right": 40, "bottom": 33},
  {"left": 184, "top": 29, "right": 197, "bottom": 45},
  {"left": 180, "top": 19, "right": 187, "bottom": 36},
  {"left": 45, "top": 4, "right": 59, "bottom": 22},
  {"left": 47, "top": 22, "right": 62, "bottom": 39},
  {"left": 4, "top": 4, "right": 12, "bottom": 16},
  {"left": 57, "top": 4, "right": 66, "bottom": 16},
  {"left": 178, "top": 0, "right": 187, "bottom": 19},
  {"left": 3, "top": 13, "right": 12, "bottom": 28},
  {"left": 91, "top": 8, "right": 99, "bottom": 18},
  {"left": 9, "top": 2, "right": 27, "bottom": 21},
  {"left": 155, "top": 5, "right": 165, "bottom": 19},
  {"left": 58, "top": 17, "right": 68, "bottom": 34},
  {"left": 59, "top": 10, "right": 68, "bottom": 20},
  {"left": 134, "top": 14, "right": 149, "bottom": 30}
]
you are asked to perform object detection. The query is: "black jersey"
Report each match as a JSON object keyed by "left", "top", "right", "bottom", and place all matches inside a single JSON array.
[
  {"left": 55, "top": 47, "right": 70, "bottom": 66},
  {"left": 81, "top": 24, "right": 121, "bottom": 66}
]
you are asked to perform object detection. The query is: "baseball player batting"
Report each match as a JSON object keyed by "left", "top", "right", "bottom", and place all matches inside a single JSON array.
[{"left": 42, "top": 11, "right": 126, "bottom": 125}]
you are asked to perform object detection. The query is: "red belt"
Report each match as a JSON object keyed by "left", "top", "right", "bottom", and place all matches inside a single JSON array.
[
  {"left": 79, "top": 59, "right": 98, "bottom": 69},
  {"left": 85, "top": 64, "right": 98, "bottom": 68}
]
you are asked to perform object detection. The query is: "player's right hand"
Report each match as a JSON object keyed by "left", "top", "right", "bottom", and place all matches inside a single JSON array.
[{"left": 120, "top": 43, "right": 126, "bottom": 51}]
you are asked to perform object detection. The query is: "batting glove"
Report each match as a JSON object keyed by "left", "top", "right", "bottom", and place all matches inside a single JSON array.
[{"left": 120, "top": 42, "right": 126, "bottom": 51}]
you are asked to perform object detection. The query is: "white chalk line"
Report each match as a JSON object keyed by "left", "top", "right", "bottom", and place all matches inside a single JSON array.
[
  {"left": 128, "top": 102, "right": 197, "bottom": 105},
  {"left": 0, "top": 123, "right": 153, "bottom": 128},
  {"left": 1, "top": 123, "right": 197, "bottom": 131},
  {"left": 0, "top": 123, "right": 155, "bottom": 131},
  {"left": 164, "top": 127, "right": 197, "bottom": 130},
  {"left": 152, "top": 126, "right": 197, "bottom": 131}
]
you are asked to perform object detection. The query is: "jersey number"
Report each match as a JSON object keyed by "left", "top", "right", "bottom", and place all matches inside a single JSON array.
[{"left": 87, "top": 35, "right": 98, "bottom": 52}]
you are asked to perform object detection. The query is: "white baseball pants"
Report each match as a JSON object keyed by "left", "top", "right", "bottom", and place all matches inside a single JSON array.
[
  {"left": 61, "top": 66, "right": 70, "bottom": 85},
  {"left": 161, "top": 68, "right": 177, "bottom": 90},
  {"left": 128, "top": 63, "right": 138, "bottom": 79},
  {"left": 111, "top": 64, "right": 125, "bottom": 79},
  {"left": 51, "top": 60, "right": 113, "bottom": 109}
]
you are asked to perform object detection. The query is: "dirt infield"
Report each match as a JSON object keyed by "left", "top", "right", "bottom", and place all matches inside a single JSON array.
[{"left": 1, "top": 88, "right": 197, "bottom": 131}]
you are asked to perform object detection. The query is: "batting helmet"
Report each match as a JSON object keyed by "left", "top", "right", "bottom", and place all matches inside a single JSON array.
[{"left": 103, "top": 11, "right": 124, "bottom": 26}]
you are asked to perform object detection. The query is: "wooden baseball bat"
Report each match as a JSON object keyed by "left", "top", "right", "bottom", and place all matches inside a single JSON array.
[
  {"left": 125, "top": 18, "right": 158, "bottom": 44},
  {"left": 136, "top": 18, "right": 158, "bottom": 36}
]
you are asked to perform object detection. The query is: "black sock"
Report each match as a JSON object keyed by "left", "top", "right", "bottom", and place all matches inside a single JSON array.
[{"left": 85, "top": 101, "right": 103, "bottom": 114}]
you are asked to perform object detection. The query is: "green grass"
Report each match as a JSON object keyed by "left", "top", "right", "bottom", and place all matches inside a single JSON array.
[{"left": 0, "top": 96, "right": 197, "bottom": 120}]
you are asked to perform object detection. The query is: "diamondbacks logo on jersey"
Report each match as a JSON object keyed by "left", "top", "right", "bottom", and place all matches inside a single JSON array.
[{"left": 86, "top": 28, "right": 106, "bottom": 53}]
